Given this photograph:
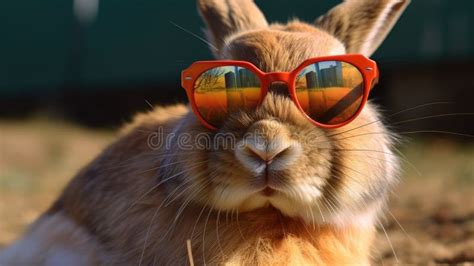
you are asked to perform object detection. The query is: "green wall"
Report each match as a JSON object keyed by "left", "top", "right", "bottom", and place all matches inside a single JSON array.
[{"left": 1, "top": 0, "right": 473, "bottom": 96}]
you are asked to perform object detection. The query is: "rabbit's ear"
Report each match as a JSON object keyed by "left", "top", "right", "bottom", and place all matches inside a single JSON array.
[
  {"left": 315, "top": 0, "right": 409, "bottom": 56},
  {"left": 198, "top": 0, "right": 268, "bottom": 53}
]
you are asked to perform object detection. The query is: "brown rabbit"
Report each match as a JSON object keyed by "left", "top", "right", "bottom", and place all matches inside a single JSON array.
[{"left": 0, "top": 0, "right": 410, "bottom": 265}]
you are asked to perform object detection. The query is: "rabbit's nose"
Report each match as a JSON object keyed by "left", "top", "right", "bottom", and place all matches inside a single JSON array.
[
  {"left": 243, "top": 141, "right": 290, "bottom": 165},
  {"left": 235, "top": 120, "right": 302, "bottom": 174}
]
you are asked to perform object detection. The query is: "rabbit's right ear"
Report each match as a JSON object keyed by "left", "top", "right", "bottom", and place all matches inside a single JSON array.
[
  {"left": 197, "top": 0, "right": 268, "bottom": 54},
  {"left": 315, "top": 0, "right": 410, "bottom": 57}
]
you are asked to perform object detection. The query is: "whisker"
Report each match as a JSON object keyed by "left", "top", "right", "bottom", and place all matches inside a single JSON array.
[
  {"left": 170, "top": 168, "right": 219, "bottom": 207},
  {"left": 315, "top": 200, "right": 326, "bottom": 224},
  {"left": 324, "top": 177, "right": 365, "bottom": 211},
  {"left": 391, "top": 113, "right": 474, "bottom": 126},
  {"left": 159, "top": 172, "right": 215, "bottom": 242},
  {"left": 166, "top": 175, "right": 214, "bottom": 221},
  {"left": 160, "top": 187, "right": 200, "bottom": 241},
  {"left": 297, "top": 203, "right": 318, "bottom": 240},
  {"left": 277, "top": 209, "right": 288, "bottom": 237},
  {"left": 133, "top": 108, "right": 189, "bottom": 125},
  {"left": 391, "top": 145, "right": 422, "bottom": 177},
  {"left": 225, "top": 208, "right": 232, "bottom": 224},
  {"left": 162, "top": 178, "right": 195, "bottom": 208},
  {"left": 102, "top": 149, "right": 197, "bottom": 172},
  {"left": 386, "top": 101, "right": 453, "bottom": 118},
  {"left": 322, "top": 161, "right": 385, "bottom": 214},
  {"left": 324, "top": 111, "right": 472, "bottom": 141},
  {"left": 155, "top": 160, "right": 208, "bottom": 186},
  {"left": 235, "top": 209, "right": 246, "bottom": 241},
  {"left": 102, "top": 151, "right": 158, "bottom": 171},
  {"left": 191, "top": 198, "right": 211, "bottom": 240},
  {"left": 216, "top": 208, "right": 226, "bottom": 260},
  {"left": 138, "top": 201, "right": 163, "bottom": 266},
  {"left": 322, "top": 197, "right": 338, "bottom": 219},
  {"left": 377, "top": 218, "right": 399, "bottom": 263},
  {"left": 386, "top": 209, "right": 418, "bottom": 245},
  {"left": 145, "top": 99, "right": 154, "bottom": 110},
  {"left": 324, "top": 148, "right": 420, "bottom": 172},
  {"left": 307, "top": 202, "right": 317, "bottom": 230},
  {"left": 328, "top": 130, "right": 473, "bottom": 142},
  {"left": 139, "top": 177, "right": 211, "bottom": 264},
  {"left": 113, "top": 160, "right": 209, "bottom": 225},
  {"left": 138, "top": 158, "right": 201, "bottom": 174},
  {"left": 202, "top": 201, "right": 216, "bottom": 266},
  {"left": 329, "top": 151, "right": 396, "bottom": 171},
  {"left": 328, "top": 172, "right": 364, "bottom": 199},
  {"left": 302, "top": 203, "right": 312, "bottom": 226},
  {"left": 313, "top": 181, "right": 343, "bottom": 218},
  {"left": 169, "top": 20, "right": 218, "bottom": 51},
  {"left": 398, "top": 130, "right": 474, "bottom": 138},
  {"left": 326, "top": 147, "right": 398, "bottom": 158},
  {"left": 331, "top": 162, "right": 376, "bottom": 187},
  {"left": 150, "top": 177, "right": 207, "bottom": 265}
]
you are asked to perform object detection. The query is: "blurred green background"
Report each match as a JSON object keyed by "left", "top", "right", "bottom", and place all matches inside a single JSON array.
[{"left": 1, "top": 0, "right": 473, "bottom": 130}]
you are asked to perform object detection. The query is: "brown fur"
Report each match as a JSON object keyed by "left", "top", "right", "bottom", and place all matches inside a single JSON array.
[
  {"left": 1, "top": 0, "right": 409, "bottom": 265},
  {"left": 316, "top": 0, "right": 410, "bottom": 56}
]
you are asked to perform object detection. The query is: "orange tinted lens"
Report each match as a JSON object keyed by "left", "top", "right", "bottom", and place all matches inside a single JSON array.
[
  {"left": 194, "top": 66, "right": 261, "bottom": 127},
  {"left": 295, "top": 61, "right": 364, "bottom": 125}
]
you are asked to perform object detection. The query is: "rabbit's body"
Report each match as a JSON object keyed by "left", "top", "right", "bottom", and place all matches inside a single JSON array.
[
  {"left": 0, "top": 0, "right": 409, "bottom": 265},
  {"left": 1, "top": 104, "right": 382, "bottom": 265}
]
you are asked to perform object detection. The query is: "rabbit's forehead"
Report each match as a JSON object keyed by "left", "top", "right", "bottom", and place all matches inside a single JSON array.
[{"left": 222, "top": 28, "right": 345, "bottom": 72}]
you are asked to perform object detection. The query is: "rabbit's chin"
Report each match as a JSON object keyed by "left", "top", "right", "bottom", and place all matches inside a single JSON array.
[
  {"left": 206, "top": 184, "right": 380, "bottom": 228},
  {"left": 208, "top": 183, "right": 336, "bottom": 225}
]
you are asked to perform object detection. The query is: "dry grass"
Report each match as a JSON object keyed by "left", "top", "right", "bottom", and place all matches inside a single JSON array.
[
  {"left": 0, "top": 119, "right": 114, "bottom": 246},
  {"left": 0, "top": 119, "right": 473, "bottom": 264},
  {"left": 374, "top": 138, "right": 474, "bottom": 264}
]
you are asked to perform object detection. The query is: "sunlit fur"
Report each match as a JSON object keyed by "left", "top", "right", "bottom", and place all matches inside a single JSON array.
[{"left": 0, "top": 0, "right": 410, "bottom": 265}]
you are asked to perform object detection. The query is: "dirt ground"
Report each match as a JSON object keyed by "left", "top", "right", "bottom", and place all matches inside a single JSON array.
[
  {"left": 373, "top": 139, "right": 474, "bottom": 265},
  {"left": 1, "top": 119, "right": 473, "bottom": 264}
]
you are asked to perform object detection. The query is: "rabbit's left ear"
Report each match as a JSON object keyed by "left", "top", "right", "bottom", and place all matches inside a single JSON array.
[
  {"left": 315, "top": 0, "right": 410, "bottom": 57},
  {"left": 197, "top": 0, "right": 268, "bottom": 54}
]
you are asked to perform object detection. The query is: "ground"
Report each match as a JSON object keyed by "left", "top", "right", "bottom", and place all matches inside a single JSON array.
[{"left": 0, "top": 119, "right": 473, "bottom": 264}]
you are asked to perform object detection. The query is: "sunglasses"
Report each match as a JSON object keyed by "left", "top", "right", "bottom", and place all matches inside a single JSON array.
[{"left": 181, "top": 54, "right": 379, "bottom": 130}]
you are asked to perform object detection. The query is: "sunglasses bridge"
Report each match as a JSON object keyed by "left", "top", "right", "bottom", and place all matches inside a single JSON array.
[
  {"left": 262, "top": 72, "right": 292, "bottom": 96},
  {"left": 264, "top": 72, "right": 291, "bottom": 82}
]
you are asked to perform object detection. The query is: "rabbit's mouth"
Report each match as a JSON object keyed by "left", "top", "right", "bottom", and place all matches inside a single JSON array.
[
  {"left": 260, "top": 186, "right": 276, "bottom": 197},
  {"left": 210, "top": 178, "right": 326, "bottom": 222}
]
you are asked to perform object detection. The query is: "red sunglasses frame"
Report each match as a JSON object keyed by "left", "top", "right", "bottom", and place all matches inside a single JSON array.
[{"left": 181, "top": 54, "right": 379, "bottom": 131}]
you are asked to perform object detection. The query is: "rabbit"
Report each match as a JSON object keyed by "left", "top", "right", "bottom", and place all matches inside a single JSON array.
[{"left": 0, "top": 0, "right": 410, "bottom": 265}]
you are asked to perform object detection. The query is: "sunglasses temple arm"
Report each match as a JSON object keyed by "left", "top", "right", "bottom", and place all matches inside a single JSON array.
[{"left": 370, "top": 66, "right": 380, "bottom": 91}]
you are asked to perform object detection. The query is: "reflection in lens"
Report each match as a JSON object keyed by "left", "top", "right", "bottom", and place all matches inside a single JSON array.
[
  {"left": 194, "top": 66, "right": 261, "bottom": 127},
  {"left": 295, "top": 61, "right": 364, "bottom": 125}
]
